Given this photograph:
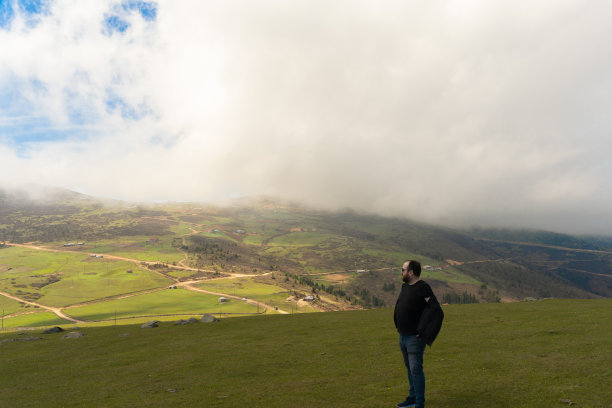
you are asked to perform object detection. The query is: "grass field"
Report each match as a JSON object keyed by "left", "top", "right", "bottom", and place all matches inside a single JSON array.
[
  {"left": 1, "top": 311, "right": 71, "bottom": 329},
  {"left": 1, "top": 299, "right": 609, "bottom": 407},
  {"left": 84, "top": 235, "right": 185, "bottom": 263},
  {"left": 195, "top": 277, "right": 318, "bottom": 313},
  {"left": 266, "top": 231, "right": 336, "bottom": 247},
  {"left": 0, "top": 296, "right": 22, "bottom": 316},
  {"left": 65, "top": 288, "right": 261, "bottom": 321},
  {"left": 0, "top": 246, "right": 173, "bottom": 307}
]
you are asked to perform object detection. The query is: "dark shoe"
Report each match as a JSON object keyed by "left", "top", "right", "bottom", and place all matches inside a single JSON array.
[{"left": 396, "top": 396, "right": 415, "bottom": 407}]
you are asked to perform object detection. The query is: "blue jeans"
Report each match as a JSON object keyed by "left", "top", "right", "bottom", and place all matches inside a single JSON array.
[{"left": 399, "top": 334, "right": 426, "bottom": 407}]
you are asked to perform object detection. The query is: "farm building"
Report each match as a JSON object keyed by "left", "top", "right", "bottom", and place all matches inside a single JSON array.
[{"left": 219, "top": 296, "right": 228, "bottom": 303}]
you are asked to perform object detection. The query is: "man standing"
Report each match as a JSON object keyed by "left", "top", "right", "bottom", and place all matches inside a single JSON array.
[{"left": 394, "top": 260, "right": 433, "bottom": 408}]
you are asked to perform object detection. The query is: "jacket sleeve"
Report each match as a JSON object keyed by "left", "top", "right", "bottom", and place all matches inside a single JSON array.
[{"left": 416, "top": 294, "right": 444, "bottom": 346}]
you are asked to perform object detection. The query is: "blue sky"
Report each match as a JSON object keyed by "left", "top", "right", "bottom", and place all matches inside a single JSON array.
[
  {"left": 1, "top": 0, "right": 612, "bottom": 234},
  {"left": 0, "top": 0, "right": 157, "bottom": 152}
]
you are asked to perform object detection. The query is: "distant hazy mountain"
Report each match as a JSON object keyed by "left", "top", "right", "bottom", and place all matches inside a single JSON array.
[{"left": 1, "top": 185, "right": 610, "bottom": 302}]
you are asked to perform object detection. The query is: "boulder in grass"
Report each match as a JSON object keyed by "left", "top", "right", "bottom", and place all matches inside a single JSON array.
[
  {"left": 200, "top": 314, "right": 219, "bottom": 323},
  {"left": 1, "top": 337, "right": 43, "bottom": 344},
  {"left": 175, "top": 317, "right": 200, "bottom": 325},
  {"left": 62, "top": 331, "right": 86, "bottom": 339},
  {"left": 43, "top": 327, "right": 64, "bottom": 334},
  {"left": 141, "top": 320, "right": 159, "bottom": 329}
]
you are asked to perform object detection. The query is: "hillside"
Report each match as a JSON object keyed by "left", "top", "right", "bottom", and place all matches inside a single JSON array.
[
  {"left": 1, "top": 299, "right": 610, "bottom": 407},
  {"left": 1, "top": 185, "right": 611, "bottom": 327}
]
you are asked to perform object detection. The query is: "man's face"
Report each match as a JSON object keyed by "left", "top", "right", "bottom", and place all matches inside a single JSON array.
[{"left": 401, "top": 262, "right": 411, "bottom": 282}]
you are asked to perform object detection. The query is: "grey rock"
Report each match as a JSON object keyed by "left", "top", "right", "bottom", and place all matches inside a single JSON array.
[
  {"left": 174, "top": 317, "right": 200, "bottom": 325},
  {"left": 141, "top": 320, "right": 159, "bottom": 329},
  {"left": 62, "top": 331, "right": 85, "bottom": 339},
  {"left": 43, "top": 326, "right": 64, "bottom": 334},
  {"left": 200, "top": 314, "right": 219, "bottom": 323},
  {"left": 1, "top": 337, "right": 43, "bottom": 344}
]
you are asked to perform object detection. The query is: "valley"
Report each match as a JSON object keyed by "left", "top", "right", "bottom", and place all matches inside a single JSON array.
[{"left": 1, "top": 187, "right": 611, "bottom": 328}]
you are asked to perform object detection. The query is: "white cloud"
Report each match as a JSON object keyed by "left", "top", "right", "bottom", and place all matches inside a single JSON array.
[{"left": 1, "top": 0, "right": 612, "bottom": 234}]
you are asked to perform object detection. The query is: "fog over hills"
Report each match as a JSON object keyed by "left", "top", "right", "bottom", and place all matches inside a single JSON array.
[
  {"left": 2, "top": 2, "right": 612, "bottom": 235},
  {"left": 1, "top": 184, "right": 610, "bottom": 302}
]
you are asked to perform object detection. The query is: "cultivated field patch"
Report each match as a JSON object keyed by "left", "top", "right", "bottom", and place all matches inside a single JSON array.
[
  {"left": 0, "top": 296, "right": 23, "bottom": 316},
  {"left": 195, "top": 276, "right": 315, "bottom": 312},
  {"left": 65, "top": 288, "right": 260, "bottom": 322},
  {"left": 1, "top": 311, "right": 71, "bottom": 329},
  {"left": 267, "top": 231, "right": 334, "bottom": 247},
  {"left": 0, "top": 246, "right": 173, "bottom": 307}
]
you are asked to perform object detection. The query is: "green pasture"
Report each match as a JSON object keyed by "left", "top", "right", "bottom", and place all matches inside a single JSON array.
[
  {"left": 361, "top": 247, "right": 422, "bottom": 265},
  {"left": 197, "top": 230, "right": 239, "bottom": 244},
  {"left": 243, "top": 235, "right": 266, "bottom": 245},
  {"left": 361, "top": 248, "right": 481, "bottom": 285},
  {"left": 264, "top": 246, "right": 287, "bottom": 255},
  {"left": 308, "top": 271, "right": 358, "bottom": 286},
  {"left": 0, "top": 296, "right": 24, "bottom": 316},
  {"left": 421, "top": 267, "right": 480, "bottom": 285},
  {"left": 85, "top": 236, "right": 185, "bottom": 263},
  {"left": 167, "top": 222, "right": 195, "bottom": 236},
  {"left": 39, "top": 263, "right": 173, "bottom": 307},
  {"left": 1, "top": 299, "right": 609, "bottom": 407},
  {"left": 267, "top": 231, "right": 335, "bottom": 247},
  {"left": 195, "top": 277, "right": 315, "bottom": 312},
  {"left": 0, "top": 246, "right": 76, "bottom": 277},
  {"left": 1, "top": 311, "right": 71, "bottom": 329},
  {"left": 193, "top": 230, "right": 225, "bottom": 239},
  {"left": 65, "top": 288, "right": 260, "bottom": 322},
  {"left": 165, "top": 269, "right": 199, "bottom": 280},
  {"left": 0, "top": 246, "right": 172, "bottom": 307}
]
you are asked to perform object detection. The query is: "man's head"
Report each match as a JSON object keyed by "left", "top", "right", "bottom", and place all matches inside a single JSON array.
[{"left": 401, "top": 260, "right": 422, "bottom": 283}]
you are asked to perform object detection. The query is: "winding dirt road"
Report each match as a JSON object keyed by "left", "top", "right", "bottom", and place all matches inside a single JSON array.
[
  {"left": 0, "top": 290, "right": 85, "bottom": 324},
  {"left": 1, "top": 241, "right": 289, "bottom": 323}
]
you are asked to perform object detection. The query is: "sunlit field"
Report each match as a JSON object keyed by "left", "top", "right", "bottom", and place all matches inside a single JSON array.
[
  {"left": 65, "top": 288, "right": 261, "bottom": 322},
  {"left": 1, "top": 300, "right": 609, "bottom": 407}
]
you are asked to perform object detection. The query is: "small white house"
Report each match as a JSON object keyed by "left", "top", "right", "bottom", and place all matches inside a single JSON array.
[
  {"left": 303, "top": 295, "right": 314, "bottom": 301},
  {"left": 219, "top": 296, "right": 228, "bottom": 303}
]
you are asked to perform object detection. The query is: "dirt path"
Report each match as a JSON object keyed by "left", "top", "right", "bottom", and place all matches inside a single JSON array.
[
  {"left": 177, "top": 227, "right": 201, "bottom": 268},
  {"left": 2, "top": 242, "right": 289, "bottom": 321},
  {"left": 179, "top": 280, "right": 288, "bottom": 314},
  {"left": 473, "top": 238, "right": 612, "bottom": 256},
  {"left": 0, "top": 290, "right": 85, "bottom": 324},
  {"left": 301, "top": 267, "right": 394, "bottom": 276}
]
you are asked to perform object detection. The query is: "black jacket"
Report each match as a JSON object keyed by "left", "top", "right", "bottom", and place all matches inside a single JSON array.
[{"left": 416, "top": 294, "right": 444, "bottom": 346}]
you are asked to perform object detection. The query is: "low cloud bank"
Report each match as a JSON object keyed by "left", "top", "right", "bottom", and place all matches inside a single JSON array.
[{"left": 1, "top": 1, "right": 611, "bottom": 234}]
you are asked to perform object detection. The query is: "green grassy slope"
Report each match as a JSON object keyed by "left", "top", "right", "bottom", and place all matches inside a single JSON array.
[
  {"left": 1, "top": 186, "right": 611, "bottom": 313},
  {"left": 1, "top": 299, "right": 610, "bottom": 408}
]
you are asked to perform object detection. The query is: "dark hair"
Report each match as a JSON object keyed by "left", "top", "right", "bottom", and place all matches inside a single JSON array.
[{"left": 406, "top": 260, "right": 422, "bottom": 277}]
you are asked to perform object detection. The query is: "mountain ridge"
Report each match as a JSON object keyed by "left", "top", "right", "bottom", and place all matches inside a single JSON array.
[{"left": 1, "top": 185, "right": 610, "bottom": 305}]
